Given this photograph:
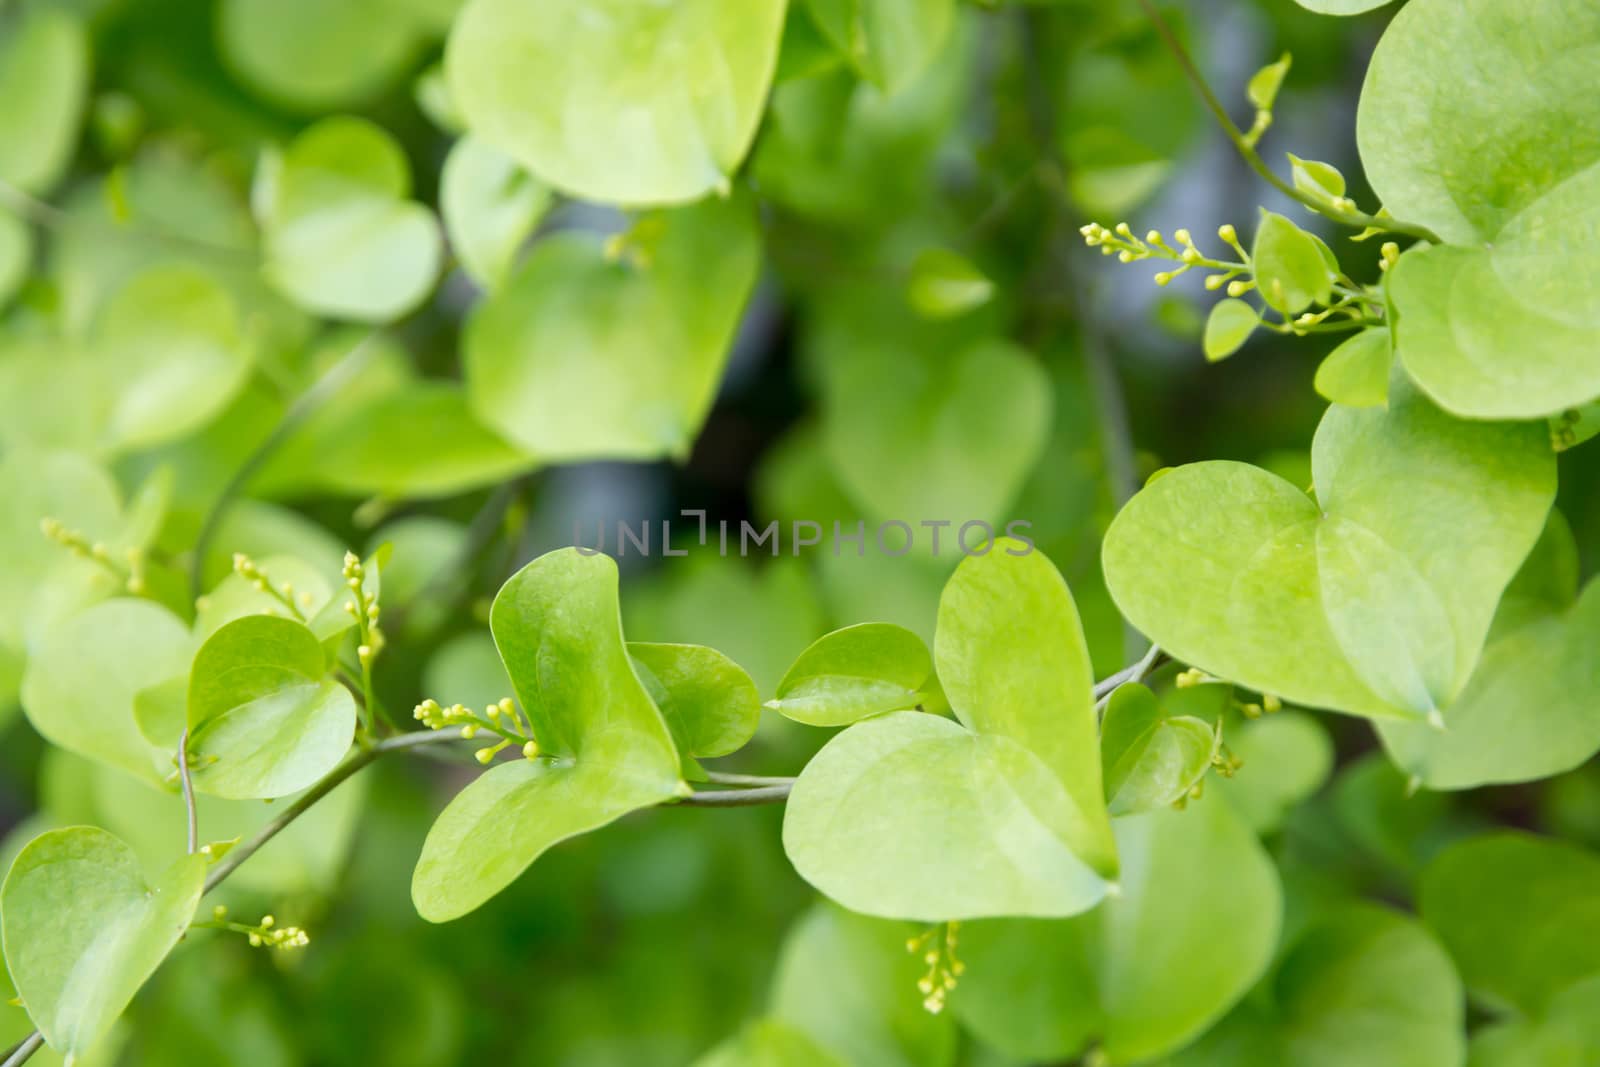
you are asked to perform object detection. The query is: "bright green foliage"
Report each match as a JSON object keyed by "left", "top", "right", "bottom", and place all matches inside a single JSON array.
[
  {"left": 807, "top": 0, "right": 955, "bottom": 96},
  {"left": 769, "top": 623, "right": 931, "bottom": 727},
  {"left": 1379, "top": 513, "right": 1600, "bottom": 789},
  {"left": 186, "top": 616, "right": 356, "bottom": 800},
  {"left": 1359, "top": 0, "right": 1600, "bottom": 417},
  {"left": 1252, "top": 211, "right": 1332, "bottom": 315},
  {"left": 464, "top": 195, "right": 760, "bottom": 462},
  {"left": 440, "top": 136, "right": 550, "bottom": 292},
  {"left": 1163, "top": 905, "right": 1463, "bottom": 1067},
  {"left": 1104, "top": 379, "right": 1555, "bottom": 720},
  {"left": 769, "top": 905, "right": 954, "bottom": 1067},
  {"left": 0, "top": 8, "right": 88, "bottom": 193},
  {"left": 629, "top": 643, "right": 761, "bottom": 760},
  {"left": 1314, "top": 328, "right": 1391, "bottom": 408},
  {"left": 1099, "top": 683, "right": 1216, "bottom": 816},
  {"left": 446, "top": 0, "right": 787, "bottom": 206},
  {"left": 953, "top": 800, "right": 1279, "bottom": 1065},
  {"left": 219, "top": 0, "right": 427, "bottom": 112},
  {"left": 819, "top": 334, "right": 1050, "bottom": 529},
  {"left": 1420, "top": 833, "right": 1600, "bottom": 1016},
  {"left": 782, "top": 711, "right": 1111, "bottom": 921},
  {"left": 259, "top": 117, "right": 442, "bottom": 322},
  {"left": 1202, "top": 298, "right": 1258, "bottom": 361},
  {"left": 22, "top": 600, "right": 191, "bottom": 786},
  {"left": 934, "top": 542, "right": 1115, "bottom": 876},
  {"left": 906, "top": 247, "right": 993, "bottom": 319},
  {"left": 412, "top": 550, "right": 685, "bottom": 921},
  {"left": 1, "top": 828, "right": 206, "bottom": 1060}
]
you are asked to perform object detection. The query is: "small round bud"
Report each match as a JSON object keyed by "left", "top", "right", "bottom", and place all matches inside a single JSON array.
[{"left": 522, "top": 741, "right": 539, "bottom": 760}]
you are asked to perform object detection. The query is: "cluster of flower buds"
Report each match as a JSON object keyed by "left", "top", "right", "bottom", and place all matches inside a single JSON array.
[
  {"left": 342, "top": 552, "right": 384, "bottom": 668},
  {"left": 1238, "top": 693, "right": 1282, "bottom": 719},
  {"left": 907, "top": 922, "right": 965, "bottom": 1014},
  {"left": 1079, "top": 222, "right": 1254, "bottom": 295},
  {"left": 414, "top": 696, "right": 542, "bottom": 764},
  {"left": 208, "top": 906, "right": 309, "bottom": 950},
  {"left": 39, "top": 517, "right": 146, "bottom": 594},
  {"left": 233, "top": 553, "right": 314, "bottom": 618},
  {"left": 414, "top": 698, "right": 472, "bottom": 731}
]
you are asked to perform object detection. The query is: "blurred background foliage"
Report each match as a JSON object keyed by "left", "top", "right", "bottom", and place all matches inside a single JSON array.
[{"left": 3, "top": 0, "right": 1598, "bottom": 1063}]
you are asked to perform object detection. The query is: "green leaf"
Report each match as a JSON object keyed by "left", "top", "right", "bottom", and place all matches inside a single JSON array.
[
  {"left": 464, "top": 195, "right": 759, "bottom": 462},
  {"left": 21, "top": 599, "right": 190, "bottom": 786},
  {"left": 91, "top": 263, "right": 254, "bottom": 452},
  {"left": 1104, "top": 378, "right": 1555, "bottom": 720},
  {"left": 770, "top": 905, "right": 955, "bottom": 1067},
  {"left": 953, "top": 799, "right": 1280, "bottom": 1065},
  {"left": 1202, "top": 298, "right": 1259, "bottom": 362},
  {"left": 185, "top": 615, "right": 356, "bottom": 800},
  {"left": 1313, "top": 328, "right": 1391, "bottom": 408},
  {"left": 807, "top": 0, "right": 956, "bottom": 96},
  {"left": 906, "top": 247, "right": 993, "bottom": 319},
  {"left": 218, "top": 0, "right": 425, "bottom": 112},
  {"left": 412, "top": 549, "right": 684, "bottom": 921},
  {"left": 1, "top": 827, "right": 206, "bottom": 1060},
  {"left": 820, "top": 337, "right": 1052, "bottom": 529},
  {"left": 694, "top": 1020, "right": 848, "bottom": 1067},
  {"left": 1420, "top": 833, "right": 1600, "bottom": 1016},
  {"left": 259, "top": 117, "right": 442, "bottom": 323},
  {"left": 1287, "top": 154, "right": 1347, "bottom": 200},
  {"left": 629, "top": 643, "right": 761, "bottom": 760},
  {"left": 769, "top": 623, "right": 931, "bottom": 727},
  {"left": 440, "top": 136, "right": 551, "bottom": 292},
  {"left": 1163, "top": 904, "right": 1463, "bottom": 1067},
  {"left": 1212, "top": 711, "right": 1333, "bottom": 834},
  {"left": 935, "top": 542, "right": 1116, "bottom": 877},
  {"left": 0, "top": 8, "right": 89, "bottom": 193},
  {"left": 1252, "top": 210, "right": 1332, "bottom": 315},
  {"left": 446, "top": 0, "right": 787, "bottom": 206},
  {"left": 1099, "top": 683, "right": 1216, "bottom": 816},
  {"left": 1358, "top": 0, "right": 1600, "bottom": 417},
  {"left": 1246, "top": 54, "right": 1291, "bottom": 112},
  {"left": 782, "top": 711, "right": 1110, "bottom": 922}
]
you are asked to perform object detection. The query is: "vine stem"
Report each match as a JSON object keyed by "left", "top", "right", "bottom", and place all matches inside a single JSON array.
[
  {"left": 179, "top": 729, "right": 198, "bottom": 855},
  {"left": 702, "top": 771, "right": 796, "bottom": 788},
  {"left": 1133, "top": 0, "right": 1441, "bottom": 245},
  {"left": 187, "top": 332, "right": 383, "bottom": 601},
  {"left": 678, "top": 784, "right": 792, "bottom": 807},
  {"left": 0, "top": 1033, "right": 43, "bottom": 1067},
  {"left": 1093, "top": 644, "right": 1166, "bottom": 702}
]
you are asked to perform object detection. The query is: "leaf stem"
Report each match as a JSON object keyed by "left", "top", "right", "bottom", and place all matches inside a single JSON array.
[
  {"left": 0, "top": 1032, "right": 44, "bottom": 1067},
  {"left": 677, "top": 784, "right": 792, "bottom": 807},
  {"left": 702, "top": 771, "right": 797, "bottom": 788},
  {"left": 187, "top": 333, "right": 383, "bottom": 602},
  {"left": 179, "top": 728, "right": 198, "bottom": 855},
  {"left": 1092, "top": 643, "right": 1166, "bottom": 700},
  {"left": 1133, "top": 0, "right": 1441, "bottom": 245}
]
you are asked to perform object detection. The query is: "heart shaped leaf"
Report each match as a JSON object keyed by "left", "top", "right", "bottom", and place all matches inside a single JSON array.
[
  {"left": 440, "top": 135, "right": 550, "bottom": 292},
  {"left": 782, "top": 711, "right": 1111, "bottom": 922},
  {"left": 259, "top": 117, "right": 442, "bottom": 322},
  {"left": 446, "top": 0, "right": 787, "bottom": 205},
  {"left": 769, "top": 623, "right": 932, "bottom": 727},
  {"left": 1, "top": 827, "right": 206, "bottom": 1060},
  {"left": 464, "top": 194, "right": 759, "bottom": 462},
  {"left": 412, "top": 549, "right": 685, "bottom": 921},
  {"left": 1099, "top": 683, "right": 1216, "bottom": 816},
  {"left": 1359, "top": 0, "right": 1600, "bottom": 417},
  {"left": 1104, "top": 380, "right": 1554, "bottom": 720},
  {"left": 629, "top": 642, "right": 761, "bottom": 760},
  {"left": 186, "top": 615, "right": 356, "bottom": 800}
]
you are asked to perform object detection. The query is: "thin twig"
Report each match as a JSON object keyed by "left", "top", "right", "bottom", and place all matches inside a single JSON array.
[
  {"left": 178, "top": 729, "right": 198, "bottom": 855},
  {"left": 0, "top": 1032, "right": 44, "bottom": 1067},
  {"left": 677, "top": 785, "right": 792, "bottom": 807},
  {"left": 1093, "top": 644, "right": 1166, "bottom": 700},
  {"left": 702, "top": 771, "right": 797, "bottom": 788},
  {"left": 188, "top": 333, "right": 383, "bottom": 601},
  {"left": 1133, "top": 0, "right": 1441, "bottom": 245}
]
